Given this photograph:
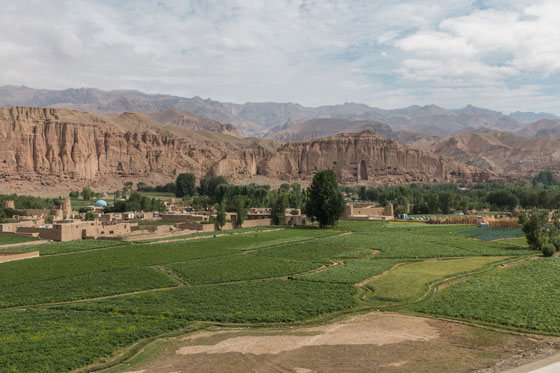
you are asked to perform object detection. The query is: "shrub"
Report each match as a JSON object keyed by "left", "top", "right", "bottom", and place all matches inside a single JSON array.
[{"left": 542, "top": 244, "right": 556, "bottom": 257}]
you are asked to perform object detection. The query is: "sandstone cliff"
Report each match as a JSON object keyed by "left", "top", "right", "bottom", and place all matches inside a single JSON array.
[
  {"left": 0, "top": 107, "right": 493, "bottom": 193},
  {"left": 259, "top": 131, "right": 492, "bottom": 185},
  {"left": 0, "top": 107, "right": 266, "bottom": 188},
  {"left": 409, "top": 130, "right": 560, "bottom": 176}
]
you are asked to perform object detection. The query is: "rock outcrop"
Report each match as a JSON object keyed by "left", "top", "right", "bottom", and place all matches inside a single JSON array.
[
  {"left": 409, "top": 130, "right": 560, "bottom": 176},
  {"left": 0, "top": 107, "right": 265, "bottom": 184},
  {"left": 0, "top": 107, "right": 494, "bottom": 193},
  {"left": 259, "top": 131, "right": 492, "bottom": 185},
  {"left": 149, "top": 108, "right": 240, "bottom": 137}
]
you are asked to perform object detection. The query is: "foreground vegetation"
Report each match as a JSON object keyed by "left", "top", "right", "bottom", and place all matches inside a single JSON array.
[
  {"left": 416, "top": 258, "right": 560, "bottom": 332},
  {"left": 1, "top": 221, "right": 557, "bottom": 372}
]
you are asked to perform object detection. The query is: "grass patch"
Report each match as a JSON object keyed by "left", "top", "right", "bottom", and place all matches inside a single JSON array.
[
  {"left": 367, "top": 257, "right": 503, "bottom": 302},
  {"left": 0, "top": 235, "right": 38, "bottom": 246}
]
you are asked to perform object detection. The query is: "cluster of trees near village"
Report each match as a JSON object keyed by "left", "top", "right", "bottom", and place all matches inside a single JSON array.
[
  {"left": 344, "top": 171, "right": 560, "bottom": 216},
  {"left": 137, "top": 171, "right": 343, "bottom": 228},
  {"left": 5, "top": 170, "right": 560, "bottom": 231}
]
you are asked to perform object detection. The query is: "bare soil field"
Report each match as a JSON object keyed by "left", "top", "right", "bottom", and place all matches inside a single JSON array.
[{"left": 114, "top": 312, "right": 556, "bottom": 373}]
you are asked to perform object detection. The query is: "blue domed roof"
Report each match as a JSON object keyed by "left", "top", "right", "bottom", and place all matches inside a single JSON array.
[{"left": 95, "top": 200, "right": 108, "bottom": 207}]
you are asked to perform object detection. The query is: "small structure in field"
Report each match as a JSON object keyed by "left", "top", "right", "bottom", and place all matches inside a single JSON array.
[{"left": 342, "top": 203, "right": 394, "bottom": 221}]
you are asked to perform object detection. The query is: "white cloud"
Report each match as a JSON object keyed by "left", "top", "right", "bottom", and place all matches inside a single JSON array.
[{"left": 0, "top": 0, "right": 558, "bottom": 113}]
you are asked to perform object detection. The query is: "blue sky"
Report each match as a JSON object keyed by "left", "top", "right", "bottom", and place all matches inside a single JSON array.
[{"left": 1, "top": 0, "right": 559, "bottom": 113}]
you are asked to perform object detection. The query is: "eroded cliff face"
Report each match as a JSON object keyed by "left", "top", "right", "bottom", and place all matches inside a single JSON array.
[
  {"left": 258, "top": 131, "right": 492, "bottom": 185},
  {"left": 0, "top": 108, "right": 493, "bottom": 192},
  {"left": 0, "top": 107, "right": 264, "bottom": 184}
]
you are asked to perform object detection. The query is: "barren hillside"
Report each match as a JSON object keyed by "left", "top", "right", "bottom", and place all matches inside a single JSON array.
[{"left": 0, "top": 107, "right": 493, "bottom": 193}]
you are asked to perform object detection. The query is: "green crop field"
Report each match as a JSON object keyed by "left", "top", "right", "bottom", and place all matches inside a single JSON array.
[
  {"left": 0, "top": 267, "right": 177, "bottom": 308},
  {"left": 166, "top": 254, "right": 320, "bottom": 284},
  {"left": 298, "top": 258, "right": 404, "bottom": 284},
  {"left": 0, "top": 239, "right": 127, "bottom": 255},
  {"left": 0, "top": 309, "right": 190, "bottom": 372},
  {"left": 416, "top": 258, "right": 560, "bottom": 333},
  {"left": 0, "top": 235, "right": 38, "bottom": 246},
  {"left": 70, "top": 199, "right": 94, "bottom": 211},
  {"left": 459, "top": 227, "right": 524, "bottom": 241},
  {"left": 0, "top": 221, "right": 555, "bottom": 372},
  {"left": 495, "top": 237, "right": 528, "bottom": 247}
]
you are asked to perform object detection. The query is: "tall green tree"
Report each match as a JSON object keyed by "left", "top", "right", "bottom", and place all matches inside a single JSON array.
[
  {"left": 233, "top": 195, "right": 248, "bottom": 227},
  {"left": 519, "top": 211, "right": 549, "bottom": 250},
  {"left": 303, "top": 170, "right": 346, "bottom": 228},
  {"left": 271, "top": 193, "right": 288, "bottom": 225},
  {"left": 81, "top": 187, "right": 93, "bottom": 201},
  {"left": 175, "top": 173, "right": 196, "bottom": 198},
  {"left": 216, "top": 202, "right": 227, "bottom": 230}
]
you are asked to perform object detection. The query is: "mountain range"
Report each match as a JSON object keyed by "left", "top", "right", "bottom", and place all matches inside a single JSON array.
[
  {"left": 1, "top": 85, "right": 558, "bottom": 138},
  {"left": 1, "top": 85, "right": 560, "bottom": 194}
]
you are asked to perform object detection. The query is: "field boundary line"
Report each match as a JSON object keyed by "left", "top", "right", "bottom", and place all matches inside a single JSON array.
[
  {"left": 45, "top": 243, "right": 128, "bottom": 256},
  {"left": 354, "top": 260, "right": 416, "bottom": 287},
  {"left": 0, "top": 239, "right": 49, "bottom": 249},
  {"left": 0, "top": 285, "right": 180, "bottom": 311},
  {"left": 139, "top": 228, "right": 285, "bottom": 245},
  {"left": 152, "top": 265, "right": 190, "bottom": 287}
]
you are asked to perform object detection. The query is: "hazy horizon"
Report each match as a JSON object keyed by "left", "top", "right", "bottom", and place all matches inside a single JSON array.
[{"left": 1, "top": 1, "right": 559, "bottom": 114}]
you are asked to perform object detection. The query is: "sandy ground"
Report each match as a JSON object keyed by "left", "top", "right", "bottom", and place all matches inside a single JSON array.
[
  {"left": 116, "top": 312, "right": 558, "bottom": 373},
  {"left": 176, "top": 313, "right": 439, "bottom": 355}
]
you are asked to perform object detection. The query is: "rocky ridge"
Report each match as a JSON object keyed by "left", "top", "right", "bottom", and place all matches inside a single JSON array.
[
  {"left": 259, "top": 131, "right": 492, "bottom": 185},
  {"left": 0, "top": 107, "right": 494, "bottom": 193},
  {"left": 409, "top": 130, "right": 560, "bottom": 176}
]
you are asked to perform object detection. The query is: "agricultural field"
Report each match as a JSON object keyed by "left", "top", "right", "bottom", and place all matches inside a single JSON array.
[
  {"left": 0, "top": 221, "right": 557, "bottom": 372},
  {"left": 0, "top": 235, "right": 38, "bottom": 246},
  {"left": 0, "top": 239, "right": 127, "bottom": 255},
  {"left": 70, "top": 199, "right": 95, "bottom": 211},
  {"left": 416, "top": 258, "right": 560, "bottom": 333},
  {"left": 133, "top": 225, "right": 276, "bottom": 243}
]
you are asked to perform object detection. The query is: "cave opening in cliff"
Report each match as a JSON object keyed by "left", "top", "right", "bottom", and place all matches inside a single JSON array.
[{"left": 359, "top": 160, "right": 368, "bottom": 181}]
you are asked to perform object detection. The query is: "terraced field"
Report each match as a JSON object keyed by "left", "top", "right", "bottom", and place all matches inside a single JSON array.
[{"left": 0, "top": 222, "right": 554, "bottom": 372}]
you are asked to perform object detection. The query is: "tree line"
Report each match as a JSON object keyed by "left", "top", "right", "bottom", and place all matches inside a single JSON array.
[{"left": 346, "top": 171, "right": 560, "bottom": 215}]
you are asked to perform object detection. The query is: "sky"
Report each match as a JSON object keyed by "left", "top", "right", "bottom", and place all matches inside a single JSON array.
[{"left": 1, "top": 0, "right": 559, "bottom": 113}]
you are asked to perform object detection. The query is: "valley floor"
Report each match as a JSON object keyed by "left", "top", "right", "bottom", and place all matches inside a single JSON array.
[{"left": 1, "top": 222, "right": 559, "bottom": 372}]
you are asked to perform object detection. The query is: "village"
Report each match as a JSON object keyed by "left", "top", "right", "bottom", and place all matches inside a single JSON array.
[{"left": 0, "top": 195, "right": 524, "bottom": 245}]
